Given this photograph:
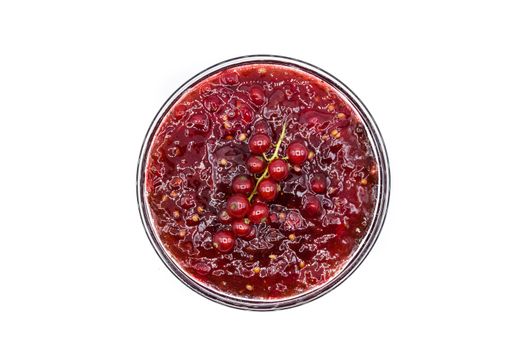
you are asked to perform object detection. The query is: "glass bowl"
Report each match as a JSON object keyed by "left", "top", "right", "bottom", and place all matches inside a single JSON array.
[{"left": 137, "top": 55, "right": 390, "bottom": 310}]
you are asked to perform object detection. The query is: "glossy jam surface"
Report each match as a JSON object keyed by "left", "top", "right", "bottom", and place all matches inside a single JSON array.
[{"left": 145, "top": 63, "right": 378, "bottom": 299}]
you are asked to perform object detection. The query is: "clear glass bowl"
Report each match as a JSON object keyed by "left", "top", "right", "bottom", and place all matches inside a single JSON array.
[{"left": 137, "top": 55, "right": 390, "bottom": 310}]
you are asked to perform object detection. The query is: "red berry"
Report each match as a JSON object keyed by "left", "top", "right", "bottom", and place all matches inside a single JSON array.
[
  {"left": 218, "top": 209, "right": 232, "bottom": 224},
  {"left": 221, "top": 72, "right": 239, "bottom": 85},
  {"left": 335, "top": 223, "right": 349, "bottom": 237},
  {"left": 286, "top": 141, "right": 308, "bottom": 165},
  {"left": 303, "top": 195, "right": 322, "bottom": 217},
  {"left": 268, "top": 159, "right": 289, "bottom": 181},
  {"left": 232, "top": 218, "right": 252, "bottom": 237},
  {"left": 242, "top": 225, "right": 257, "bottom": 240},
  {"left": 236, "top": 104, "right": 253, "bottom": 123},
  {"left": 310, "top": 173, "right": 327, "bottom": 193},
  {"left": 249, "top": 86, "right": 265, "bottom": 106},
  {"left": 248, "top": 133, "right": 271, "bottom": 155},
  {"left": 300, "top": 111, "right": 330, "bottom": 129},
  {"left": 213, "top": 230, "right": 235, "bottom": 252},
  {"left": 186, "top": 114, "right": 207, "bottom": 130},
  {"left": 172, "top": 105, "right": 186, "bottom": 119},
  {"left": 180, "top": 194, "right": 195, "bottom": 209},
  {"left": 226, "top": 194, "right": 251, "bottom": 218},
  {"left": 251, "top": 195, "right": 266, "bottom": 204},
  {"left": 203, "top": 95, "right": 221, "bottom": 112},
  {"left": 200, "top": 84, "right": 212, "bottom": 95},
  {"left": 305, "top": 113, "right": 323, "bottom": 127},
  {"left": 249, "top": 203, "right": 269, "bottom": 223},
  {"left": 284, "top": 211, "right": 302, "bottom": 230},
  {"left": 253, "top": 120, "right": 270, "bottom": 135},
  {"left": 193, "top": 262, "right": 211, "bottom": 275},
  {"left": 232, "top": 175, "right": 254, "bottom": 195},
  {"left": 246, "top": 156, "right": 266, "bottom": 174},
  {"left": 258, "top": 179, "right": 278, "bottom": 202}
]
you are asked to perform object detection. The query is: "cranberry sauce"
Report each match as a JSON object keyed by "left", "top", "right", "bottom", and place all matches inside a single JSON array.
[{"left": 145, "top": 63, "right": 378, "bottom": 299}]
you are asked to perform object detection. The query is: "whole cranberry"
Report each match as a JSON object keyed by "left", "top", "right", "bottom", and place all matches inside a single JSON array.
[
  {"left": 213, "top": 230, "right": 236, "bottom": 252},
  {"left": 232, "top": 218, "right": 252, "bottom": 237},
  {"left": 303, "top": 195, "right": 322, "bottom": 217},
  {"left": 221, "top": 72, "right": 239, "bottom": 85},
  {"left": 226, "top": 194, "right": 251, "bottom": 218},
  {"left": 237, "top": 105, "right": 253, "bottom": 123},
  {"left": 251, "top": 195, "right": 266, "bottom": 204},
  {"left": 249, "top": 203, "right": 269, "bottom": 224},
  {"left": 253, "top": 120, "right": 270, "bottom": 135},
  {"left": 193, "top": 262, "right": 211, "bottom": 275},
  {"left": 248, "top": 133, "right": 271, "bottom": 155},
  {"left": 310, "top": 173, "right": 327, "bottom": 194},
  {"left": 241, "top": 226, "right": 257, "bottom": 240},
  {"left": 180, "top": 194, "right": 195, "bottom": 209},
  {"left": 335, "top": 223, "right": 349, "bottom": 237},
  {"left": 286, "top": 141, "right": 308, "bottom": 166},
  {"left": 246, "top": 156, "right": 266, "bottom": 174},
  {"left": 203, "top": 95, "right": 221, "bottom": 112},
  {"left": 269, "top": 212, "right": 279, "bottom": 224},
  {"left": 186, "top": 114, "right": 207, "bottom": 130},
  {"left": 232, "top": 175, "right": 254, "bottom": 195},
  {"left": 172, "top": 105, "right": 186, "bottom": 119},
  {"left": 249, "top": 86, "right": 265, "bottom": 106},
  {"left": 218, "top": 209, "right": 232, "bottom": 224},
  {"left": 258, "top": 179, "right": 278, "bottom": 202},
  {"left": 284, "top": 211, "right": 303, "bottom": 231},
  {"left": 268, "top": 159, "right": 289, "bottom": 181}
]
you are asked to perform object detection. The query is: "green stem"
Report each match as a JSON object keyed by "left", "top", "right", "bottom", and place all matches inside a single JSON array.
[{"left": 248, "top": 122, "right": 287, "bottom": 202}]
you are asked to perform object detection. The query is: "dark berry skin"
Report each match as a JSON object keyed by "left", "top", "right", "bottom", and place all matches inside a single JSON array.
[
  {"left": 286, "top": 141, "right": 308, "bottom": 165},
  {"left": 268, "top": 212, "right": 279, "bottom": 224},
  {"left": 226, "top": 194, "right": 251, "bottom": 218},
  {"left": 180, "top": 194, "right": 195, "bottom": 209},
  {"left": 246, "top": 156, "right": 266, "bottom": 174},
  {"left": 232, "top": 175, "right": 254, "bottom": 195},
  {"left": 249, "top": 86, "right": 265, "bottom": 105},
  {"left": 251, "top": 195, "right": 266, "bottom": 204},
  {"left": 248, "top": 133, "right": 271, "bottom": 155},
  {"left": 253, "top": 120, "right": 270, "bottom": 135},
  {"left": 268, "top": 159, "right": 289, "bottom": 181},
  {"left": 303, "top": 195, "right": 322, "bottom": 217},
  {"left": 221, "top": 72, "right": 239, "bottom": 85},
  {"left": 213, "top": 231, "right": 236, "bottom": 252},
  {"left": 203, "top": 95, "right": 221, "bottom": 112},
  {"left": 218, "top": 209, "right": 232, "bottom": 224},
  {"left": 172, "top": 105, "right": 186, "bottom": 120},
  {"left": 241, "top": 226, "right": 257, "bottom": 240},
  {"left": 237, "top": 105, "right": 253, "bottom": 123},
  {"left": 335, "top": 223, "right": 349, "bottom": 237},
  {"left": 232, "top": 218, "right": 252, "bottom": 237},
  {"left": 186, "top": 114, "right": 207, "bottom": 130},
  {"left": 249, "top": 203, "right": 269, "bottom": 223},
  {"left": 310, "top": 173, "right": 327, "bottom": 194},
  {"left": 258, "top": 179, "right": 278, "bottom": 202}
]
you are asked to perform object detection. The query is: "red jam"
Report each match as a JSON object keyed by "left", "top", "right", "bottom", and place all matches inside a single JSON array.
[{"left": 145, "top": 63, "right": 378, "bottom": 299}]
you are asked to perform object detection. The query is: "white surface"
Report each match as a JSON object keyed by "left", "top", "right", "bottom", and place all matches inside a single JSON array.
[{"left": 1, "top": 1, "right": 524, "bottom": 349}]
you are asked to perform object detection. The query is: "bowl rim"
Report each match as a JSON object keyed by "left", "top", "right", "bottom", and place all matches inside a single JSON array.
[{"left": 136, "top": 54, "right": 391, "bottom": 311}]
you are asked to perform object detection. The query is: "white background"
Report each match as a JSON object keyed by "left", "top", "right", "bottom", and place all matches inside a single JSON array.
[{"left": 1, "top": 1, "right": 524, "bottom": 349}]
